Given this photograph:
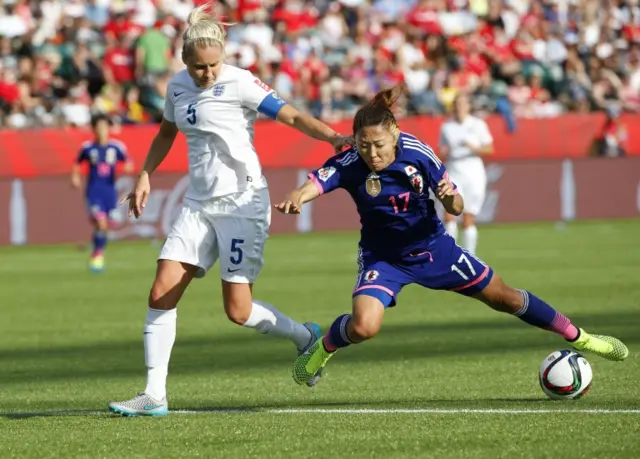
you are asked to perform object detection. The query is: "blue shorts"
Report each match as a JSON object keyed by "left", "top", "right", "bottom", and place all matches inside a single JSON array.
[
  {"left": 353, "top": 234, "right": 493, "bottom": 307},
  {"left": 86, "top": 191, "right": 117, "bottom": 222}
]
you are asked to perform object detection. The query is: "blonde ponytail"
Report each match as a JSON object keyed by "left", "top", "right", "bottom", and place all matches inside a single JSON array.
[{"left": 182, "top": 3, "right": 234, "bottom": 58}]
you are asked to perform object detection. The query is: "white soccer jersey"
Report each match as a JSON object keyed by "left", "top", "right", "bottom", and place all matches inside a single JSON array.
[
  {"left": 439, "top": 115, "right": 493, "bottom": 216},
  {"left": 163, "top": 65, "right": 286, "bottom": 200},
  {"left": 439, "top": 115, "right": 493, "bottom": 172}
]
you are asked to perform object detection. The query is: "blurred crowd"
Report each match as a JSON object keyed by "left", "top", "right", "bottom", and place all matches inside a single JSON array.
[{"left": 1, "top": 0, "right": 639, "bottom": 130}]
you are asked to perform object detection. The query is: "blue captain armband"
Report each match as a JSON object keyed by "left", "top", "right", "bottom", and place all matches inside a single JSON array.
[{"left": 257, "top": 92, "right": 286, "bottom": 119}]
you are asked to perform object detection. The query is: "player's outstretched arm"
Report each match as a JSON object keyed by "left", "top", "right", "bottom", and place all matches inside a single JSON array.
[
  {"left": 436, "top": 179, "right": 464, "bottom": 216},
  {"left": 275, "top": 105, "right": 353, "bottom": 153},
  {"left": 70, "top": 163, "right": 82, "bottom": 189},
  {"left": 274, "top": 179, "right": 321, "bottom": 215}
]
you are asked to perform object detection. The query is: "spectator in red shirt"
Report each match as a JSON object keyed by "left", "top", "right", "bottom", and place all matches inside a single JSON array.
[
  {"left": 103, "top": 11, "right": 140, "bottom": 41},
  {"left": 462, "top": 36, "right": 490, "bottom": 76},
  {"left": 510, "top": 29, "right": 536, "bottom": 62},
  {"left": 236, "top": 0, "right": 264, "bottom": 22},
  {"left": 0, "top": 0, "right": 638, "bottom": 129},
  {"left": 272, "top": 0, "right": 319, "bottom": 35},
  {"left": 484, "top": 26, "right": 521, "bottom": 79},
  {"left": 103, "top": 34, "right": 135, "bottom": 88},
  {"left": 0, "top": 68, "right": 21, "bottom": 111},
  {"left": 407, "top": 0, "right": 443, "bottom": 36},
  {"left": 520, "top": 1, "right": 544, "bottom": 35},
  {"left": 300, "top": 48, "right": 329, "bottom": 116}
]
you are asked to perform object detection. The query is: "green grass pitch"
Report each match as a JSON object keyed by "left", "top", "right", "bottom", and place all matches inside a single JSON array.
[{"left": 0, "top": 220, "right": 639, "bottom": 458}]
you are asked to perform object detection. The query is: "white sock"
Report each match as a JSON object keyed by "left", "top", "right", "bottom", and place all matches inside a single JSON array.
[
  {"left": 143, "top": 308, "right": 177, "bottom": 401},
  {"left": 462, "top": 225, "right": 479, "bottom": 254},
  {"left": 445, "top": 221, "right": 458, "bottom": 240},
  {"left": 243, "top": 300, "right": 311, "bottom": 350}
]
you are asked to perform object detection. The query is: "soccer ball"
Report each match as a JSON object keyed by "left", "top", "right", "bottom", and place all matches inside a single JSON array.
[{"left": 539, "top": 350, "right": 593, "bottom": 400}]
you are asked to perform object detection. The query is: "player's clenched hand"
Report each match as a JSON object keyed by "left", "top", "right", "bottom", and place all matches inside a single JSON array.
[
  {"left": 436, "top": 179, "right": 455, "bottom": 200},
  {"left": 274, "top": 193, "right": 303, "bottom": 215},
  {"left": 120, "top": 171, "right": 151, "bottom": 218}
]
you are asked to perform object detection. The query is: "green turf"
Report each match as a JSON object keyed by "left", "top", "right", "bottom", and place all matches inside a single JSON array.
[{"left": 1, "top": 220, "right": 639, "bottom": 458}]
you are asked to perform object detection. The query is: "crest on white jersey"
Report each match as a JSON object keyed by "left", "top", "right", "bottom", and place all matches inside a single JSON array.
[
  {"left": 213, "top": 85, "right": 226, "bottom": 97},
  {"left": 364, "top": 270, "right": 379, "bottom": 282},
  {"left": 317, "top": 167, "right": 336, "bottom": 182}
]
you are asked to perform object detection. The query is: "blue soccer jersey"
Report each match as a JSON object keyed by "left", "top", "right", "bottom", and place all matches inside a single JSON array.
[
  {"left": 76, "top": 140, "right": 128, "bottom": 220},
  {"left": 309, "top": 132, "right": 457, "bottom": 259},
  {"left": 308, "top": 132, "right": 493, "bottom": 307}
]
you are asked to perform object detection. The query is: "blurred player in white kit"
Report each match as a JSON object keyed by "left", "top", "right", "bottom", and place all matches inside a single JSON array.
[
  {"left": 439, "top": 93, "right": 494, "bottom": 254},
  {"left": 107, "top": 4, "right": 352, "bottom": 416}
]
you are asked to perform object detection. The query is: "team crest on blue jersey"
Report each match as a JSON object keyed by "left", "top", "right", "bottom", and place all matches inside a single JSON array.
[
  {"left": 213, "top": 85, "right": 226, "bottom": 97},
  {"left": 106, "top": 147, "right": 116, "bottom": 165},
  {"left": 404, "top": 165, "right": 424, "bottom": 194},
  {"left": 364, "top": 270, "right": 379, "bottom": 282},
  {"left": 365, "top": 173, "right": 381, "bottom": 197},
  {"left": 317, "top": 167, "right": 336, "bottom": 182},
  {"left": 89, "top": 149, "right": 98, "bottom": 164}
]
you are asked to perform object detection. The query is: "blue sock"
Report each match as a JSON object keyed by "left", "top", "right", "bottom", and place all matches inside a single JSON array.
[
  {"left": 513, "top": 290, "right": 579, "bottom": 340},
  {"left": 93, "top": 229, "right": 107, "bottom": 256},
  {"left": 323, "top": 314, "right": 353, "bottom": 352}
]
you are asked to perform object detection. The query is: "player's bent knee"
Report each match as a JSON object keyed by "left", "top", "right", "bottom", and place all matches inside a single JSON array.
[
  {"left": 350, "top": 295, "right": 385, "bottom": 341},
  {"left": 95, "top": 219, "right": 109, "bottom": 232},
  {"left": 148, "top": 260, "right": 197, "bottom": 310},
  {"left": 224, "top": 302, "right": 251, "bottom": 325},
  {"left": 148, "top": 283, "right": 178, "bottom": 310},
  {"left": 350, "top": 318, "right": 381, "bottom": 341}
]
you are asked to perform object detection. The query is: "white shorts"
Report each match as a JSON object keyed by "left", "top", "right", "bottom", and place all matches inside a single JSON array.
[
  {"left": 158, "top": 187, "right": 271, "bottom": 283},
  {"left": 447, "top": 165, "right": 487, "bottom": 216}
]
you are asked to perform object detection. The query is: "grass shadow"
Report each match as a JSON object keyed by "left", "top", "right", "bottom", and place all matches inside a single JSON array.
[{"left": 0, "top": 310, "right": 637, "bottom": 385}]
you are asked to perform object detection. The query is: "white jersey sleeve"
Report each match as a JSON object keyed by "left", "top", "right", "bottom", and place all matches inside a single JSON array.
[
  {"left": 476, "top": 118, "right": 493, "bottom": 146},
  {"left": 237, "top": 71, "right": 286, "bottom": 120}
]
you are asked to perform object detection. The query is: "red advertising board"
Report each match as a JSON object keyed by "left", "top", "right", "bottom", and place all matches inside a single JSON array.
[
  {"left": 1, "top": 113, "right": 639, "bottom": 179},
  {"left": 1, "top": 157, "right": 639, "bottom": 246}
]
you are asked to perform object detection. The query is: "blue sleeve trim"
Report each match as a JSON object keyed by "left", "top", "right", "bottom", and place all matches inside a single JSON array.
[{"left": 257, "top": 92, "right": 286, "bottom": 119}]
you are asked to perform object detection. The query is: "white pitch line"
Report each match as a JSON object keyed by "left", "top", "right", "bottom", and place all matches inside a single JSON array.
[
  {"left": 3, "top": 408, "right": 640, "bottom": 417},
  {"left": 260, "top": 409, "right": 640, "bottom": 415}
]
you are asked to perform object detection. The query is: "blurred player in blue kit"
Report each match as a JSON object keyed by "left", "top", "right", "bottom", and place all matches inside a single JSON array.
[
  {"left": 276, "top": 87, "right": 629, "bottom": 386},
  {"left": 71, "top": 115, "right": 132, "bottom": 272}
]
